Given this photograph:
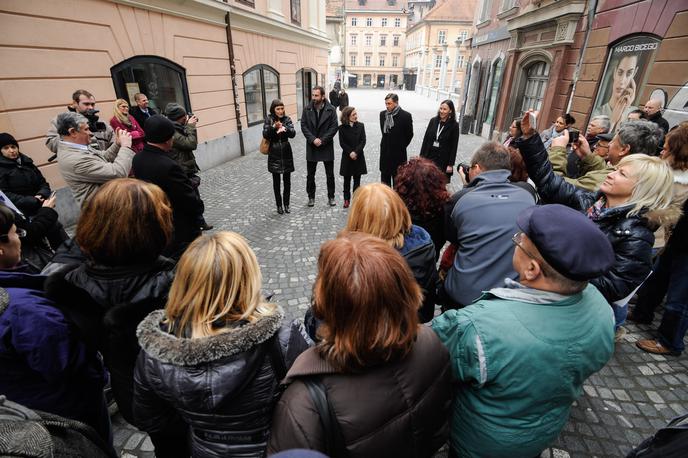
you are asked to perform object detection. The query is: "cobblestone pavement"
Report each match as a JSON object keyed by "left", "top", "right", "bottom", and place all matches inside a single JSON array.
[{"left": 114, "top": 89, "right": 688, "bottom": 457}]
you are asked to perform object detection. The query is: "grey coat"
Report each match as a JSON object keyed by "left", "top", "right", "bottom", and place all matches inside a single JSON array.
[{"left": 301, "top": 102, "right": 339, "bottom": 162}]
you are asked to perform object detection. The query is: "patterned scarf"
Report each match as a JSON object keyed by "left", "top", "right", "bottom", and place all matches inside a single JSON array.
[
  {"left": 383, "top": 105, "right": 401, "bottom": 134},
  {"left": 586, "top": 197, "right": 608, "bottom": 221}
]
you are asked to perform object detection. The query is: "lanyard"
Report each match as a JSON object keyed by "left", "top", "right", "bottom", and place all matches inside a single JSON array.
[{"left": 436, "top": 122, "right": 445, "bottom": 142}]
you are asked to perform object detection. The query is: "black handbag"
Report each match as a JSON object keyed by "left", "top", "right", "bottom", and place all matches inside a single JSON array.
[{"left": 303, "top": 377, "right": 349, "bottom": 458}]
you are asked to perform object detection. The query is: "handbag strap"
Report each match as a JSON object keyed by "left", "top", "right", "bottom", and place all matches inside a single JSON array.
[{"left": 303, "top": 377, "right": 349, "bottom": 458}]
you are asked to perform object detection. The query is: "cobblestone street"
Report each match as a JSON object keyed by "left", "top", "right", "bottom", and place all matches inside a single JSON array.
[{"left": 114, "top": 89, "right": 688, "bottom": 457}]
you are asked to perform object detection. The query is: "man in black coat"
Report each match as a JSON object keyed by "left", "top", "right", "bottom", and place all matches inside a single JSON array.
[
  {"left": 301, "top": 86, "right": 339, "bottom": 206},
  {"left": 129, "top": 93, "right": 158, "bottom": 131},
  {"left": 132, "top": 115, "right": 202, "bottom": 260},
  {"left": 379, "top": 93, "right": 413, "bottom": 186}
]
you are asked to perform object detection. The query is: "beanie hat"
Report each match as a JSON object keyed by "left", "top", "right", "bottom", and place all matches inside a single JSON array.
[
  {"left": 144, "top": 115, "right": 176, "bottom": 143},
  {"left": 0, "top": 133, "right": 19, "bottom": 150},
  {"left": 165, "top": 103, "right": 187, "bottom": 121}
]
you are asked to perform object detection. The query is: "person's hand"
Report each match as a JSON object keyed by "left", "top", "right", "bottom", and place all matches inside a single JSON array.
[
  {"left": 611, "top": 79, "right": 636, "bottom": 128},
  {"left": 350, "top": 152, "right": 357, "bottom": 160},
  {"left": 277, "top": 126, "right": 286, "bottom": 134},
  {"left": 572, "top": 135, "right": 592, "bottom": 160},
  {"left": 34, "top": 195, "right": 45, "bottom": 202},
  {"left": 118, "top": 129, "right": 133, "bottom": 149},
  {"left": 42, "top": 194, "right": 56, "bottom": 208},
  {"left": 314, "top": 138, "right": 323, "bottom": 147},
  {"left": 445, "top": 165, "right": 453, "bottom": 174},
  {"left": 520, "top": 110, "right": 539, "bottom": 139},
  {"left": 457, "top": 165, "right": 468, "bottom": 186},
  {"left": 187, "top": 115, "right": 198, "bottom": 126},
  {"left": 274, "top": 121, "right": 283, "bottom": 130},
  {"left": 551, "top": 129, "right": 569, "bottom": 148}
]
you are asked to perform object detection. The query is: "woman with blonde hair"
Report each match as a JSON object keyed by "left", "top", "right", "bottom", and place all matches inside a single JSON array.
[
  {"left": 269, "top": 232, "right": 452, "bottom": 457},
  {"left": 109, "top": 98, "right": 145, "bottom": 152},
  {"left": 345, "top": 183, "right": 439, "bottom": 322},
  {"left": 134, "top": 231, "right": 310, "bottom": 458}
]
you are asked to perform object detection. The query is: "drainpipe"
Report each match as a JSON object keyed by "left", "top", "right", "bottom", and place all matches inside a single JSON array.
[
  {"left": 566, "top": 0, "right": 598, "bottom": 114},
  {"left": 225, "top": 11, "right": 245, "bottom": 156}
]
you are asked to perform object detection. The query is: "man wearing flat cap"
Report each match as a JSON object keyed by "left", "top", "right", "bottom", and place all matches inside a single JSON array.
[
  {"left": 433, "top": 204, "right": 615, "bottom": 458},
  {"left": 132, "top": 115, "right": 203, "bottom": 259}
]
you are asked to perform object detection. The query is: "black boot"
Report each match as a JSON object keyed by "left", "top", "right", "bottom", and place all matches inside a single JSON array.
[{"left": 277, "top": 206, "right": 284, "bottom": 215}]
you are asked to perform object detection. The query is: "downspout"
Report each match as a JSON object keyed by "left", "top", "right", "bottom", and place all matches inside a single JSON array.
[
  {"left": 225, "top": 11, "right": 245, "bottom": 156},
  {"left": 566, "top": 0, "right": 598, "bottom": 114}
]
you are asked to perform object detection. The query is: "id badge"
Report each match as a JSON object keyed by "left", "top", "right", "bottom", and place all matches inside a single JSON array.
[{"left": 433, "top": 141, "right": 440, "bottom": 148}]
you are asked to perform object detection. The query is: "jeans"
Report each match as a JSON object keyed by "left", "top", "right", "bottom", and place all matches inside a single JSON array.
[
  {"left": 342, "top": 175, "right": 361, "bottom": 200},
  {"left": 272, "top": 172, "right": 291, "bottom": 207},
  {"left": 633, "top": 247, "right": 688, "bottom": 353},
  {"left": 306, "top": 160, "right": 335, "bottom": 199}
]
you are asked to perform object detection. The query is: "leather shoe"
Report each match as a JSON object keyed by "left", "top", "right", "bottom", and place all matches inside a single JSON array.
[
  {"left": 284, "top": 205, "right": 290, "bottom": 213},
  {"left": 343, "top": 200, "right": 350, "bottom": 208},
  {"left": 328, "top": 198, "right": 336, "bottom": 206},
  {"left": 636, "top": 339, "right": 679, "bottom": 356},
  {"left": 308, "top": 198, "right": 315, "bottom": 207},
  {"left": 277, "top": 206, "right": 284, "bottom": 215},
  {"left": 200, "top": 222, "right": 214, "bottom": 231}
]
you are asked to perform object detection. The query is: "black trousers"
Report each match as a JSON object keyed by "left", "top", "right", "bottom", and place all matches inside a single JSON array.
[
  {"left": 272, "top": 172, "right": 291, "bottom": 207},
  {"left": 381, "top": 172, "right": 395, "bottom": 187},
  {"left": 306, "top": 160, "right": 335, "bottom": 199},
  {"left": 342, "top": 175, "right": 361, "bottom": 200}
]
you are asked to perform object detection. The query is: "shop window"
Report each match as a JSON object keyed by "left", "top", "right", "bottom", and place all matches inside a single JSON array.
[
  {"left": 243, "top": 65, "right": 280, "bottom": 126},
  {"left": 111, "top": 56, "right": 190, "bottom": 114},
  {"left": 520, "top": 61, "right": 550, "bottom": 113}
]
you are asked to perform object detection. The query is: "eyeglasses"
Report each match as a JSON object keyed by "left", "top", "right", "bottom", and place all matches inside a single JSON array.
[
  {"left": 511, "top": 232, "right": 539, "bottom": 261},
  {"left": 0, "top": 228, "right": 26, "bottom": 241}
]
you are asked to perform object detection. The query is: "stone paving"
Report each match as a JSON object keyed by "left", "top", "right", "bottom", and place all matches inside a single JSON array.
[{"left": 113, "top": 89, "right": 688, "bottom": 457}]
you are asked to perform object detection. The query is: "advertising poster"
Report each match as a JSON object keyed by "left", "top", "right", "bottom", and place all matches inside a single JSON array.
[{"left": 591, "top": 35, "right": 660, "bottom": 132}]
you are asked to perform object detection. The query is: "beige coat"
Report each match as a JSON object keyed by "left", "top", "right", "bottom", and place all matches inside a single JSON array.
[
  {"left": 46, "top": 112, "right": 114, "bottom": 154},
  {"left": 57, "top": 141, "right": 134, "bottom": 205}
]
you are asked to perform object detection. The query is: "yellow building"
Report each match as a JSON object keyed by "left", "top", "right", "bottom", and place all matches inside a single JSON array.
[
  {"left": 405, "top": 0, "right": 476, "bottom": 101},
  {"left": 344, "top": 0, "right": 408, "bottom": 89}
]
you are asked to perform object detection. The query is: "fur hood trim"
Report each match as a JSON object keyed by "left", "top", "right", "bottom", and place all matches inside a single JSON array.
[
  {"left": 137, "top": 307, "right": 284, "bottom": 366},
  {"left": 674, "top": 169, "right": 688, "bottom": 185}
]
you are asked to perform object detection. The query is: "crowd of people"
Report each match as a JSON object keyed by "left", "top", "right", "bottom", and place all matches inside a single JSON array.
[{"left": 0, "top": 84, "right": 686, "bottom": 458}]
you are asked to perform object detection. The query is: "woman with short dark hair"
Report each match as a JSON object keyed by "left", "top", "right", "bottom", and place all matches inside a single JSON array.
[
  {"left": 268, "top": 232, "right": 452, "bottom": 457},
  {"left": 338, "top": 106, "right": 367, "bottom": 208},
  {"left": 420, "top": 99, "right": 460, "bottom": 180},
  {"left": 263, "top": 99, "right": 296, "bottom": 214}
]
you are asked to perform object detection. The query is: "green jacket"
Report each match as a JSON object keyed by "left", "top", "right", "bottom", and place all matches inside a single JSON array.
[
  {"left": 548, "top": 146, "right": 612, "bottom": 192},
  {"left": 432, "top": 284, "right": 614, "bottom": 457},
  {"left": 170, "top": 123, "right": 200, "bottom": 176}
]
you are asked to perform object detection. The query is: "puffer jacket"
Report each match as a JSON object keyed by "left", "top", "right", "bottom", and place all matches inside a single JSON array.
[
  {"left": 170, "top": 123, "right": 200, "bottom": 176},
  {"left": 399, "top": 225, "right": 439, "bottom": 323},
  {"left": 267, "top": 326, "right": 453, "bottom": 458},
  {"left": 0, "top": 153, "right": 51, "bottom": 215},
  {"left": 516, "top": 133, "right": 663, "bottom": 304},
  {"left": 263, "top": 114, "right": 296, "bottom": 174},
  {"left": 134, "top": 307, "right": 311, "bottom": 458},
  {"left": 44, "top": 257, "right": 175, "bottom": 425}
]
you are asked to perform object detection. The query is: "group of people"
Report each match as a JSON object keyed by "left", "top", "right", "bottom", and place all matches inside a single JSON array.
[{"left": 0, "top": 81, "right": 686, "bottom": 458}]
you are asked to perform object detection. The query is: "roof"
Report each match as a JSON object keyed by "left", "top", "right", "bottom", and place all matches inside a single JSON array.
[
  {"left": 344, "top": 0, "right": 409, "bottom": 11},
  {"left": 423, "top": 0, "right": 476, "bottom": 22}
]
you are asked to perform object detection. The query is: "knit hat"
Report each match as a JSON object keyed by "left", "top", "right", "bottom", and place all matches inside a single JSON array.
[
  {"left": 0, "top": 133, "right": 19, "bottom": 150},
  {"left": 144, "top": 115, "right": 176, "bottom": 143},
  {"left": 165, "top": 103, "right": 187, "bottom": 121}
]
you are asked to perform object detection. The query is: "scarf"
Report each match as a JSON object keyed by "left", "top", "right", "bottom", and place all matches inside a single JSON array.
[
  {"left": 586, "top": 197, "right": 608, "bottom": 221},
  {"left": 383, "top": 105, "right": 401, "bottom": 134}
]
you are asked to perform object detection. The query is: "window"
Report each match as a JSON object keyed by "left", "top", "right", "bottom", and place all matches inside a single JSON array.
[
  {"left": 379, "top": 55, "right": 386, "bottom": 66},
  {"left": 350, "top": 34, "right": 357, "bottom": 45},
  {"left": 111, "top": 56, "right": 190, "bottom": 114},
  {"left": 382, "top": 18, "right": 388, "bottom": 27},
  {"left": 365, "top": 35, "right": 372, "bottom": 46},
  {"left": 365, "top": 54, "right": 371, "bottom": 66},
  {"left": 394, "top": 18, "right": 401, "bottom": 27},
  {"left": 457, "top": 55, "right": 465, "bottom": 69},
  {"left": 393, "top": 35, "right": 400, "bottom": 46},
  {"left": 296, "top": 68, "right": 316, "bottom": 120},
  {"left": 500, "top": 0, "right": 517, "bottom": 11},
  {"left": 351, "top": 17, "right": 357, "bottom": 26},
  {"left": 521, "top": 61, "right": 550, "bottom": 113},
  {"left": 435, "top": 55, "right": 442, "bottom": 68},
  {"left": 243, "top": 65, "right": 280, "bottom": 126},
  {"left": 460, "top": 31, "right": 468, "bottom": 42},
  {"left": 438, "top": 30, "right": 447, "bottom": 44},
  {"left": 392, "top": 55, "right": 399, "bottom": 67},
  {"left": 479, "top": 0, "right": 492, "bottom": 22},
  {"left": 484, "top": 58, "right": 504, "bottom": 125},
  {"left": 380, "top": 35, "right": 387, "bottom": 46},
  {"left": 350, "top": 54, "right": 357, "bottom": 66},
  {"left": 366, "top": 17, "right": 373, "bottom": 26},
  {"left": 290, "top": 0, "right": 301, "bottom": 25}
]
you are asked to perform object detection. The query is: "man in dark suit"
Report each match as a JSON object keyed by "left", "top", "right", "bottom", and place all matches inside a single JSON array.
[
  {"left": 132, "top": 115, "right": 202, "bottom": 260},
  {"left": 379, "top": 93, "right": 413, "bottom": 186},
  {"left": 129, "top": 93, "right": 158, "bottom": 131},
  {"left": 301, "top": 86, "right": 339, "bottom": 207}
]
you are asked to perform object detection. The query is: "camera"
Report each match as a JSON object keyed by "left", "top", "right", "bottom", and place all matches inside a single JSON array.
[
  {"left": 458, "top": 163, "right": 471, "bottom": 182},
  {"left": 83, "top": 108, "right": 106, "bottom": 133},
  {"left": 188, "top": 113, "right": 199, "bottom": 121}
]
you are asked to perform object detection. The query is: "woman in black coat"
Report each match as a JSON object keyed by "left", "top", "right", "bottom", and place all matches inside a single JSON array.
[
  {"left": 263, "top": 99, "right": 296, "bottom": 214},
  {"left": 0, "top": 133, "right": 52, "bottom": 216},
  {"left": 420, "top": 100, "right": 460, "bottom": 180},
  {"left": 338, "top": 106, "right": 367, "bottom": 208}
]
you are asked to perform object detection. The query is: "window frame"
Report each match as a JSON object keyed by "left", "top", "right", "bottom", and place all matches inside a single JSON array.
[
  {"left": 520, "top": 60, "right": 550, "bottom": 114},
  {"left": 393, "top": 35, "right": 400, "bottom": 46},
  {"left": 379, "top": 54, "right": 386, "bottom": 67},
  {"left": 366, "top": 17, "right": 373, "bottom": 27},
  {"left": 242, "top": 64, "right": 281, "bottom": 127},
  {"left": 380, "top": 35, "right": 387, "bottom": 47},
  {"left": 382, "top": 18, "right": 388, "bottom": 27},
  {"left": 392, "top": 55, "right": 399, "bottom": 67},
  {"left": 351, "top": 34, "right": 357, "bottom": 45},
  {"left": 394, "top": 18, "right": 401, "bottom": 27},
  {"left": 438, "top": 30, "right": 447, "bottom": 44},
  {"left": 351, "top": 17, "right": 357, "bottom": 26},
  {"left": 434, "top": 55, "right": 442, "bottom": 68},
  {"left": 365, "top": 54, "right": 371, "bottom": 66},
  {"left": 365, "top": 34, "right": 372, "bottom": 46},
  {"left": 350, "top": 54, "right": 357, "bottom": 66}
]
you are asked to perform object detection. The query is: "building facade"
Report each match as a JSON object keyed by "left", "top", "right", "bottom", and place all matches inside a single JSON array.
[
  {"left": 0, "top": 0, "right": 329, "bottom": 200},
  {"left": 406, "top": 0, "right": 475, "bottom": 102},
  {"left": 344, "top": 0, "right": 408, "bottom": 89},
  {"left": 326, "top": 0, "right": 346, "bottom": 88}
]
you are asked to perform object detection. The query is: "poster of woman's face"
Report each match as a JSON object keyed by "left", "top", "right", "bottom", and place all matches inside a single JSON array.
[{"left": 591, "top": 36, "right": 660, "bottom": 132}]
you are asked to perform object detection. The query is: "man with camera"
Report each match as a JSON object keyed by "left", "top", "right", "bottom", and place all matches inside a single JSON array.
[{"left": 46, "top": 90, "right": 114, "bottom": 155}]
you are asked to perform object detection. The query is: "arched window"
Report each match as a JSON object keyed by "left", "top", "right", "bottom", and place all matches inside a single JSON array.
[
  {"left": 520, "top": 60, "right": 550, "bottom": 113},
  {"left": 244, "top": 65, "right": 280, "bottom": 126},
  {"left": 111, "top": 56, "right": 190, "bottom": 114}
]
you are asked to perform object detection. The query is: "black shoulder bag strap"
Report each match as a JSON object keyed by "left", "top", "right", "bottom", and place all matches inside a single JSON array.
[{"left": 303, "top": 377, "right": 349, "bottom": 458}]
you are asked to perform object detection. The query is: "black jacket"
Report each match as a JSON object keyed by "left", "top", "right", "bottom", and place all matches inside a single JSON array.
[
  {"left": 132, "top": 144, "right": 202, "bottom": 259},
  {"left": 130, "top": 106, "right": 158, "bottom": 131},
  {"left": 338, "top": 92, "right": 349, "bottom": 110},
  {"left": 420, "top": 117, "right": 460, "bottom": 172},
  {"left": 647, "top": 111, "right": 670, "bottom": 135},
  {"left": 329, "top": 90, "right": 340, "bottom": 108},
  {"left": 134, "top": 308, "right": 311, "bottom": 458},
  {"left": 0, "top": 153, "right": 51, "bottom": 215},
  {"left": 338, "top": 122, "right": 367, "bottom": 177},
  {"left": 400, "top": 225, "right": 439, "bottom": 323},
  {"left": 516, "top": 133, "right": 658, "bottom": 304},
  {"left": 44, "top": 258, "right": 175, "bottom": 425},
  {"left": 263, "top": 114, "right": 296, "bottom": 174},
  {"left": 301, "top": 102, "right": 339, "bottom": 162},
  {"left": 379, "top": 108, "right": 413, "bottom": 175}
]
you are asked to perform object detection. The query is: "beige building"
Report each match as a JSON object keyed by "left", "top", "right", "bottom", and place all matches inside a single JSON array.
[
  {"left": 326, "top": 0, "right": 346, "bottom": 87},
  {"left": 0, "top": 0, "right": 329, "bottom": 214},
  {"left": 405, "top": 0, "right": 475, "bottom": 104},
  {"left": 344, "top": 0, "right": 408, "bottom": 89}
]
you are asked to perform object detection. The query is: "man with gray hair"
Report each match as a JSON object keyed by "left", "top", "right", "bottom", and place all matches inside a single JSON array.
[
  {"left": 56, "top": 111, "right": 134, "bottom": 205},
  {"left": 584, "top": 115, "right": 611, "bottom": 148}
]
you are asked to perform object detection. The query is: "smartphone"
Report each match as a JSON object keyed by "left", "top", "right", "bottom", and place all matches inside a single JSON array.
[
  {"left": 49, "top": 191, "right": 57, "bottom": 199},
  {"left": 528, "top": 111, "right": 537, "bottom": 132},
  {"left": 569, "top": 129, "right": 580, "bottom": 144}
]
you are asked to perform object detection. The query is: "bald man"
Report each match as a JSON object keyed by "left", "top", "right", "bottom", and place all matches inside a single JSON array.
[{"left": 643, "top": 99, "right": 669, "bottom": 134}]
